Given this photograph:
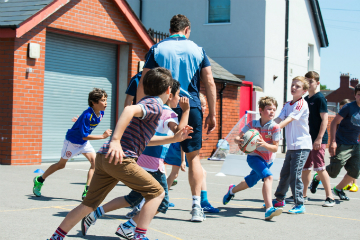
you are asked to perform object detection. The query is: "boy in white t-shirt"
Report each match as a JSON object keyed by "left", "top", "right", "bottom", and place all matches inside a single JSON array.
[{"left": 273, "top": 76, "right": 312, "bottom": 214}]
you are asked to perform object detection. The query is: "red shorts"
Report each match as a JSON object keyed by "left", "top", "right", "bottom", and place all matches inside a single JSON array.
[{"left": 303, "top": 144, "right": 326, "bottom": 171}]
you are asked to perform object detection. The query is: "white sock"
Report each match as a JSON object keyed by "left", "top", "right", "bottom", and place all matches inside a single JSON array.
[
  {"left": 129, "top": 218, "right": 137, "bottom": 227},
  {"left": 230, "top": 187, "right": 235, "bottom": 195},
  {"left": 192, "top": 196, "right": 201, "bottom": 207},
  {"left": 138, "top": 198, "right": 145, "bottom": 209},
  {"left": 266, "top": 207, "right": 271, "bottom": 212}
]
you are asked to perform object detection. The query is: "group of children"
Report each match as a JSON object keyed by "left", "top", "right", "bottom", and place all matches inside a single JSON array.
[
  {"left": 35, "top": 68, "right": 359, "bottom": 239},
  {"left": 223, "top": 71, "right": 360, "bottom": 221}
]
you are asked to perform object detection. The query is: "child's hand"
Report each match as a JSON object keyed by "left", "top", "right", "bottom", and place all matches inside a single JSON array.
[
  {"left": 180, "top": 161, "right": 186, "bottom": 172},
  {"left": 71, "top": 115, "right": 79, "bottom": 122},
  {"left": 174, "top": 125, "right": 193, "bottom": 142},
  {"left": 106, "top": 140, "right": 125, "bottom": 165},
  {"left": 256, "top": 135, "right": 267, "bottom": 148},
  {"left": 102, "top": 129, "right": 112, "bottom": 139},
  {"left": 179, "top": 97, "right": 190, "bottom": 111},
  {"left": 329, "top": 142, "right": 337, "bottom": 157},
  {"left": 234, "top": 136, "right": 244, "bottom": 146}
]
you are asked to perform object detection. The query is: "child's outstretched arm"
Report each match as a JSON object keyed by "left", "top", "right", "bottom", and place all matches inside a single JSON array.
[
  {"left": 276, "top": 116, "right": 294, "bottom": 129},
  {"left": 147, "top": 126, "right": 193, "bottom": 146},
  {"left": 257, "top": 137, "right": 279, "bottom": 153},
  {"left": 168, "top": 97, "right": 190, "bottom": 133},
  {"left": 83, "top": 129, "right": 112, "bottom": 140}
]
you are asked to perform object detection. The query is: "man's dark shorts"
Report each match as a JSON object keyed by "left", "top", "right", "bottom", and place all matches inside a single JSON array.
[
  {"left": 173, "top": 107, "right": 203, "bottom": 153},
  {"left": 326, "top": 144, "right": 360, "bottom": 179}
]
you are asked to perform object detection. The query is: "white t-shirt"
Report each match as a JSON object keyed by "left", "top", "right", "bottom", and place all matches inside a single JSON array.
[{"left": 278, "top": 98, "right": 312, "bottom": 150}]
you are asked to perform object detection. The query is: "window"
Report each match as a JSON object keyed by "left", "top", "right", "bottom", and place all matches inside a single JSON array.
[
  {"left": 307, "top": 44, "right": 314, "bottom": 71},
  {"left": 208, "top": 0, "right": 230, "bottom": 23}
]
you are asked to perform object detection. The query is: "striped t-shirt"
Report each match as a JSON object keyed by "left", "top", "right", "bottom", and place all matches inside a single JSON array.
[
  {"left": 98, "top": 96, "right": 163, "bottom": 158},
  {"left": 137, "top": 105, "right": 178, "bottom": 173},
  {"left": 241, "top": 119, "right": 281, "bottom": 163}
]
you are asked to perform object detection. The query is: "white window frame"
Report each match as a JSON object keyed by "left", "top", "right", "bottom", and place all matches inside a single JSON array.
[{"left": 307, "top": 44, "right": 314, "bottom": 71}]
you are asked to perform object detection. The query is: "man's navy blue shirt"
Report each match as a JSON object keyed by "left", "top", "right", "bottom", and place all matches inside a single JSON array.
[
  {"left": 125, "top": 72, "right": 142, "bottom": 104},
  {"left": 337, "top": 101, "right": 360, "bottom": 145}
]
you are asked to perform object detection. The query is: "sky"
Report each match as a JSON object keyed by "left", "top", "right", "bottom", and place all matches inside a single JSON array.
[{"left": 318, "top": 0, "right": 360, "bottom": 90}]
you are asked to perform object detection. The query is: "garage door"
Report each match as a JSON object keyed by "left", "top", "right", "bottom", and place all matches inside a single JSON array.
[{"left": 42, "top": 32, "right": 117, "bottom": 162}]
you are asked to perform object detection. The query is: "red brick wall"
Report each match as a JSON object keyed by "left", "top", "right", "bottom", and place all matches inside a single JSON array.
[
  {"left": 2, "top": 0, "right": 149, "bottom": 165},
  {"left": 200, "top": 82, "right": 240, "bottom": 158},
  {"left": 326, "top": 115, "right": 335, "bottom": 148}
]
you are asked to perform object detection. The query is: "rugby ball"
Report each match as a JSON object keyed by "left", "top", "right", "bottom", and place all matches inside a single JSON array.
[{"left": 240, "top": 129, "right": 260, "bottom": 153}]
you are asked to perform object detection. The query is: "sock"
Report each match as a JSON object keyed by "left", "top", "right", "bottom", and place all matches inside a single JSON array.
[
  {"left": 50, "top": 227, "right": 67, "bottom": 240},
  {"left": 124, "top": 218, "right": 137, "bottom": 228},
  {"left": 38, "top": 176, "right": 45, "bottom": 183},
  {"left": 94, "top": 206, "right": 105, "bottom": 219},
  {"left": 335, "top": 188, "right": 342, "bottom": 192},
  {"left": 230, "top": 187, "right": 235, "bottom": 195},
  {"left": 192, "top": 195, "right": 201, "bottom": 207},
  {"left": 266, "top": 207, "right": 271, "bottom": 212},
  {"left": 200, "top": 190, "right": 209, "bottom": 205},
  {"left": 134, "top": 227, "right": 147, "bottom": 238},
  {"left": 138, "top": 198, "right": 145, "bottom": 209}
]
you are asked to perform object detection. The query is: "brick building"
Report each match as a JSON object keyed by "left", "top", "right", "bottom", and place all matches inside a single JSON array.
[
  {"left": 326, "top": 73, "right": 358, "bottom": 104},
  {"left": 0, "top": 0, "right": 250, "bottom": 165}
]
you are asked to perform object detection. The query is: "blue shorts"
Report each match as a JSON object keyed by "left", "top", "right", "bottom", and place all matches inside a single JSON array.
[
  {"left": 164, "top": 142, "right": 189, "bottom": 167},
  {"left": 124, "top": 170, "right": 169, "bottom": 214},
  {"left": 173, "top": 107, "right": 202, "bottom": 153},
  {"left": 244, "top": 155, "right": 273, "bottom": 188}
]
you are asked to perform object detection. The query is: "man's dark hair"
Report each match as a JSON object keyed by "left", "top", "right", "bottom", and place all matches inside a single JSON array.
[
  {"left": 88, "top": 88, "right": 107, "bottom": 107},
  {"left": 171, "top": 80, "right": 181, "bottom": 95},
  {"left": 170, "top": 14, "right": 191, "bottom": 33},
  {"left": 355, "top": 84, "right": 360, "bottom": 95},
  {"left": 305, "top": 71, "right": 320, "bottom": 82},
  {"left": 143, "top": 67, "right": 173, "bottom": 96}
]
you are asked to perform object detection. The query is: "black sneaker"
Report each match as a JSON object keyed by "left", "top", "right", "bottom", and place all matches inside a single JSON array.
[
  {"left": 332, "top": 187, "right": 350, "bottom": 201},
  {"left": 322, "top": 197, "right": 335, "bottom": 207},
  {"left": 310, "top": 173, "right": 320, "bottom": 194}
]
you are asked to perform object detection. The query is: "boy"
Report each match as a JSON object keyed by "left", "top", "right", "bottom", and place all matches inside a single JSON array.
[
  {"left": 272, "top": 76, "right": 312, "bottom": 214},
  {"left": 80, "top": 80, "right": 191, "bottom": 239},
  {"left": 47, "top": 67, "right": 192, "bottom": 240},
  {"left": 325, "top": 84, "right": 360, "bottom": 201},
  {"left": 295, "top": 71, "right": 335, "bottom": 207},
  {"left": 165, "top": 93, "right": 219, "bottom": 213},
  {"left": 222, "top": 96, "right": 282, "bottom": 220},
  {"left": 33, "top": 88, "right": 112, "bottom": 199}
]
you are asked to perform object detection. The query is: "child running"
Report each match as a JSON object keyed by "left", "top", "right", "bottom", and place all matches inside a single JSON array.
[
  {"left": 81, "top": 79, "right": 191, "bottom": 239},
  {"left": 222, "top": 96, "right": 282, "bottom": 220},
  {"left": 33, "top": 88, "right": 112, "bottom": 200},
  {"left": 47, "top": 67, "right": 192, "bottom": 240},
  {"left": 272, "top": 76, "right": 312, "bottom": 214}
]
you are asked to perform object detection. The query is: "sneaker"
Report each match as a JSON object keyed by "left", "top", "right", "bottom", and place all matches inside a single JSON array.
[
  {"left": 310, "top": 173, "right": 320, "bottom": 194},
  {"left": 33, "top": 176, "right": 43, "bottom": 197},
  {"left": 171, "top": 179, "right": 178, "bottom": 186},
  {"left": 343, "top": 184, "right": 352, "bottom": 191},
  {"left": 125, "top": 205, "right": 141, "bottom": 219},
  {"left": 349, "top": 183, "right": 359, "bottom": 192},
  {"left": 332, "top": 187, "right": 350, "bottom": 201},
  {"left": 190, "top": 204, "right": 205, "bottom": 222},
  {"left": 133, "top": 235, "right": 149, "bottom": 240},
  {"left": 265, "top": 207, "right": 283, "bottom": 220},
  {"left": 169, "top": 202, "right": 175, "bottom": 207},
  {"left": 115, "top": 223, "right": 135, "bottom": 240},
  {"left": 82, "top": 186, "right": 88, "bottom": 200},
  {"left": 322, "top": 197, "right": 335, "bottom": 207},
  {"left": 262, "top": 199, "right": 286, "bottom": 208},
  {"left": 285, "top": 196, "right": 308, "bottom": 203},
  {"left": 223, "top": 184, "right": 235, "bottom": 205},
  {"left": 81, "top": 211, "right": 97, "bottom": 236},
  {"left": 288, "top": 205, "right": 305, "bottom": 214},
  {"left": 201, "top": 202, "right": 220, "bottom": 213}
]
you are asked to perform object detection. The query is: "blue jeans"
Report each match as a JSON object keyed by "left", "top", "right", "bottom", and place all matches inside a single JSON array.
[
  {"left": 124, "top": 170, "right": 169, "bottom": 214},
  {"left": 275, "top": 149, "right": 311, "bottom": 205},
  {"left": 245, "top": 155, "right": 273, "bottom": 188}
]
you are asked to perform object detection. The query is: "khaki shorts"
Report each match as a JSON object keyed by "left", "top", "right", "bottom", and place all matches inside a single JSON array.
[
  {"left": 82, "top": 153, "right": 164, "bottom": 210},
  {"left": 326, "top": 144, "right": 360, "bottom": 179}
]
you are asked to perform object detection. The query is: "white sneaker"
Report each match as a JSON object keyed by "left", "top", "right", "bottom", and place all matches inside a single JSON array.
[
  {"left": 81, "top": 211, "right": 97, "bottom": 236},
  {"left": 322, "top": 197, "right": 335, "bottom": 207},
  {"left": 115, "top": 223, "right": 135, "bottom": 240},
  {"left": 125, "top": 205, "right": 141, "bottom": 219},
  {"left": 190, "top": 204, "right": 205, "bottom": 222}
]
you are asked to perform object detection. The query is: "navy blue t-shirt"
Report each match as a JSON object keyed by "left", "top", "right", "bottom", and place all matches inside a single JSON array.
[
  {"left": 125, "top": 72, "right": 142, "bottom": 104},
  {"left": 144, "top": 35, "right": 211, "bottom": 110},
  {"left": 336, "top": 101, "right": 360, "bottom": 145},
  {"left": 66, "top": 107, "right": 104, "bottom": 145},
  {"left": 305, "top": 92, "right": 328, "bottom": 144}
]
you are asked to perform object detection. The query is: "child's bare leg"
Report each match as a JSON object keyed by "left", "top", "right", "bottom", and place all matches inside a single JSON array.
[
  {"left": 317, "top": 170, "right": 333, "bottom": 198},
  {"left": 136, "top": 191, "right": 165, "bottom": 229},
  {"left": 167, "top": 166, "right": 180, "bottom": 190},
  {"left": 263, "top": 176, "right": 273, "bottom": 209},
  {"left": 301, "top": 170, "right": 311, "bottom": 197},
  {"left": 82, "top": 152, "right": 96, "bottom": 186},
  {"left": 42, "top": 158, "right": 68, "bottom": 179},
  {"left": 336, "top": 174, "right": 356, "bottom": 190},
  {"left": 58, "top": 204, "right": 93, "bottom": 233},
  {"left": 132, "top": 210, "right": 159, "bottom": 223},
  {"left": 201, "top": 167, "right": 207, "bottom": 191},
  {"left": 232, "top": 180, "right": 249, "bottom": 194},
  {"left": 101, "top": 196, "right": 131, "bottom": 213}
]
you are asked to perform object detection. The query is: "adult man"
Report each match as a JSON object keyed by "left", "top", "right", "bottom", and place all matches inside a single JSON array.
[{"left": 137, "top": 14, "right": 216, "bottom": 222}]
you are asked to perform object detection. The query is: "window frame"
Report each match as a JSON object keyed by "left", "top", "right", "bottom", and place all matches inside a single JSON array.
[{"left": 206, "top": 0, "right": 231, "bottom": 25}]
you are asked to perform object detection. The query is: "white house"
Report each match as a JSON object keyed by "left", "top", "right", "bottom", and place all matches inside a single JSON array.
[{"left": 126, "top": 0, "right": 328, "bottom": 114}]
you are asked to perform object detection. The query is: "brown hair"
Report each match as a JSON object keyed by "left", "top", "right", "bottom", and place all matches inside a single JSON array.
[
  {"left": 340, "top": 99, "right": 351, "bottom": 106},
  {"left": 305, "top": 71, "right": 320, "bottom": 82},
  {"left": 88, "top": 88, "right": 107, "bottom": 107},
  {"left": 143, "top": 67, "right": 173, "bottom": 96},
  {"left": 170, "top": 14, "right": 191, "bottom": 33},
  {"left": 258, "top": 96, "right": 278, "bottom": 110},
  {"left": 292, "top": 76, "right": 309, "bottom": 90},
  {"left": 355, "top": 84, "right": 360, "bottom": 96}
]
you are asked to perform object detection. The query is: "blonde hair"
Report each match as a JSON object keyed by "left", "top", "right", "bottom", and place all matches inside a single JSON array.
[
  {"left": 199, "top": 92, "right": 206, "bottom": 104},
  {"left": 292, "top": 76, "right": 309, "bottom": 90},
  {"left": 258, "top": 96, "right": 278, "bottom": 110}
]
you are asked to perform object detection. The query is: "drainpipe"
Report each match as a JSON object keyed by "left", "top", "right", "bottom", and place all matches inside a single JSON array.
[
  {"left": 219, "top": 82, "right": 227, "bottom": 140},
  {"left": 139, "top": 0, "right": 143, "bottom": 21},
  {"left": 283, "top": 0, "right": 289, "bottom": 153}
]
